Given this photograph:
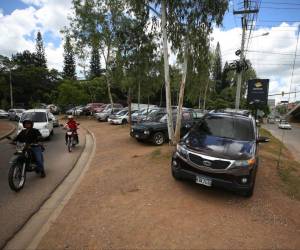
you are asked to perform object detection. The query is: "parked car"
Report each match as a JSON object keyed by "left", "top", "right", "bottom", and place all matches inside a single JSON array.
[
  {"left": 48, "top": 112, "right": 59, "bottom": 127},
  {"left": 139, "top": 108, "right": 167, "bottom": 123},
  {"left": 0, "top": 109, "right": 9, "bottom": 118},
  {"left": 108, "top": 109, "right": 137, "bottom": 125},
  {"left": 82, "top": 103, "right": 104, "bottom": 115},
  {"left": 278, "top": 120, "right": 292, "bottom": 129},
  {"left": 18, "top": 109, "right": 54, "bottom": 139},
  {"left": 66, "top": 105, "right": 84, "bottom": 116},
  {"left": 47, "top": 104, "right": 60, "bottom": 115},
  {"left": 8, "top": 109, "right": 26, "bottom": 121},
  {"left": 131, "top": 107, "right": 162, "bottom": 124},
  {"left": 171, "top": 110, "right": 270, "bottom": 197},
  {"left": 95, "top": 104, "right": 124, "bottom": 121},
  {"left": 130, "top": 110, "right": 201, "bottom": 146}
]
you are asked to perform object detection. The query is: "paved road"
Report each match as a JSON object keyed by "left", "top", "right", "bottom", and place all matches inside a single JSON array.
[
  {"left": 263, "top": 123, "right": 300, "bottom": 162},
  {"left": 0, "top": 126, "right": 85, "bottom": 248}
]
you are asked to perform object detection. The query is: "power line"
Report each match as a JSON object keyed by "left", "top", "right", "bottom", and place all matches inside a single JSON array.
[
  {"left": 262, "top": 1, "right": 300, "bottom": 6},
  {"left": 246, "top": 50, "right": 300, "bottom": 55},
  {"left": 260, "top": 6, "right": 300, "bottom": 10}
]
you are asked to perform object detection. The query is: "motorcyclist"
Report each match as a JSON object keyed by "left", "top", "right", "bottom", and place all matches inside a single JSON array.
[
  {"left": 13, "top": 119, "right": 46, "bottom": 178},
  {"left": 64, "top": 115, "right": 79, "bottom": 144}
]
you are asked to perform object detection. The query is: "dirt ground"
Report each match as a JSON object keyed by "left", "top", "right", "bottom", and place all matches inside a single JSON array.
[{"left": 38, "top": 120, "right": 300, "bottom": 249}]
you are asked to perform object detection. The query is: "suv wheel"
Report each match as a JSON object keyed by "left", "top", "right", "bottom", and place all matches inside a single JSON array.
[
  {"left": 122, "top": 119, "right": 127, "bottom": 124},
  {"left": 171, "top": 168, "right": 182, "bottom": 180},
  {"left": 152, "top": 132, "right": 165, "bottom": 146}
]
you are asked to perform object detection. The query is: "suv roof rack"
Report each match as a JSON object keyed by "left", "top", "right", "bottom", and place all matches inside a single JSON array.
[{"left": 210, "top": 109, "right": 251, "bottom": 117}]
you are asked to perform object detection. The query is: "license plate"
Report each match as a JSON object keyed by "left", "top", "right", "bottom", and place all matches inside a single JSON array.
[
  {"left": 196, "top": 175, "right": 212, "bottom": 187},
  {"left": 135, "top": 134, "right": 139, "bottom": 138}
]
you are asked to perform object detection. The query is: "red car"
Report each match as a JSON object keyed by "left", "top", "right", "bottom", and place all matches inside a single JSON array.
[{"left": 83, "top": 103, "right": 104, "bottom": 115}]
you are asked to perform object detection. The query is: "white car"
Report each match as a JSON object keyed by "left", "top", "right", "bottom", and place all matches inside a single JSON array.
[
  {"left": 278, "top": 121, "right": 292, "bottom": 130},
  {"left": 0, "top": 109, "right": 9, "bottom": 118},
  {"left": 108, "top": 109, "right": 130, "bottom": 125},
  {"left": 18, "top": 109, "right": 54, "bottom": 139}
]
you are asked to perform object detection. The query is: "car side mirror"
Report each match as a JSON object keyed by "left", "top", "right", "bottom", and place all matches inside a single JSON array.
[{"left": 257, "top": 136, "right": 270, "bottom": 143}]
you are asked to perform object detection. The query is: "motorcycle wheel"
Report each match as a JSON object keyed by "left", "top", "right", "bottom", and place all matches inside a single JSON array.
[
  {"left": 8, "top": 162, "right": 26, "bottom": 192},
  {"left": 68, "top": 138, "right": 72, "bottom": 152}
]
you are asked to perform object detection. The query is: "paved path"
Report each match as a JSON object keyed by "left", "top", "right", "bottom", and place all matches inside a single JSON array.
[
  {"left": 263, "top": 124, "right": 300, "bottom": 162},
  {"left": 0, "top": 120, "right": 15, "bottom": 139},
  {"left": 0, "top": 127, "right": 85, "bottom": 248}
]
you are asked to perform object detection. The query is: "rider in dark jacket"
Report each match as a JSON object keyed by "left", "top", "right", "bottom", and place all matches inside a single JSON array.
[{"left": 14, "top": 120, "right": 46, "bottom": 178}]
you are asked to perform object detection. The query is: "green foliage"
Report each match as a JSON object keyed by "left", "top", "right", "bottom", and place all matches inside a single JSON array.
[
  {"left": 89, "top": 41, "right": 101, "bottom": 79},
  {"left": 213, "top": 42, "right": 223, "bottom": 93},
  {"left": 0, "top": 51, "right": 60, "bottom": 108},
  {"left": 63, "top": 35, "right": 76, "bottom": 79},
  {"left": 57, "top": 80, "right": 89, "bottom": 106},
  {"left": 35, "top": 31, "right": 47, "bottom": 68}
]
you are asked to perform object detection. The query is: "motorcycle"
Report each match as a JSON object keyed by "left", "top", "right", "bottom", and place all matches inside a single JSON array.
[
  {"left": 65, "top": 129, "right": 78, "bottom": 152},
  {"left": 8, "top": 141, "right": 43, "bottom": 192}
]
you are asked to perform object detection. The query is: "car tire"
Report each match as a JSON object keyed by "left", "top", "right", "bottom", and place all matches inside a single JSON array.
[
  {"left": 171, "top": 168, "right": 182, "bottom": 180},
  {"left": 152, "top": 132, "right": 165, "bottom": 146},
  {"left": 50, "top": 130, "right": 54, "bottom": 136},
  {"left": 122, "top": 119, "right": 127, "bottom": 125}
]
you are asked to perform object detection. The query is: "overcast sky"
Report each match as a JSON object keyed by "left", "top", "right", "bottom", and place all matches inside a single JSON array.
[{"left": 0, "top": 0, "right": 299, "bottom": 104}]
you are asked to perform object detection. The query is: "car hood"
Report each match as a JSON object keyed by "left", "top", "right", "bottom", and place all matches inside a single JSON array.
[
  {"left": 184, "top": 132, "right": 255, "bottom": 160},
  {"left": 133, "top": 122, "right": 166, "bottom": 130}
]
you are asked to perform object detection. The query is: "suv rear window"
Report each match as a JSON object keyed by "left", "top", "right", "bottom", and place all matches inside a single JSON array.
[
  {"left": 197, "top": 115, "right": 255, "bottom": 141},
  {"left": 21, "top": 112, "right": 47, "bottom": 123}
]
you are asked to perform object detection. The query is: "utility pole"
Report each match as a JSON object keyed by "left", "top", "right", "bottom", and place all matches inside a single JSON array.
[
  {"left": 9, "top": 69, "right": 13, "bottom": 108},
  {"left": 233, "top": 0, "right": 258, "bottom": 109}
]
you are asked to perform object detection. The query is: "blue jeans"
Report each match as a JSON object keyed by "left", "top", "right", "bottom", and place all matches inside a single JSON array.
[{"left": 31, "top": 146, "right": 44, "bottom": 172}]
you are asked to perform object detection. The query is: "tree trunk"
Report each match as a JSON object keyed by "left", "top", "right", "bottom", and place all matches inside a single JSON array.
[
  {"left": 174, "top": 40, "right": 189, "bottom": 143},
  {"left": 161, "top": 0, "right": 174, "bottom": 143},
  {"left": 138, "top": 81, "right": 141, "bottom": 111},
  {"left": 128, "top": 87, "right": 132, "bottom": 129},
  {"left": 203, "top": 79, "right": 209, "bottom": 110},
  {"left": 105, "top": 46, "right": 114, "bottom": 106},
  {"left": 198, "top": 87, "right": 201, "bottom": 109}
]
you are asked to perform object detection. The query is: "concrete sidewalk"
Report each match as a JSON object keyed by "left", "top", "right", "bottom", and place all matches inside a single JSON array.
[{"left": 0, "top": 120, "right": 15, "bottom": 140}]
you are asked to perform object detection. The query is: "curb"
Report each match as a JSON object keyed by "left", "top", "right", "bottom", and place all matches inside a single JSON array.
[
  {"left": 4, "top": 128, "right": 96, "bottom": 250},
  {"left": 0, "top": 122, "right": 16, "bottom": 141}
]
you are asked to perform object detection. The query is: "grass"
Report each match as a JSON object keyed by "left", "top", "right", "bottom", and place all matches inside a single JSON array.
[
  {"left": 150, "top": 149, "right": 161, "bottom": 158},
  {"left": 260, "top": 128, "right": 300, "bottom": 200}
]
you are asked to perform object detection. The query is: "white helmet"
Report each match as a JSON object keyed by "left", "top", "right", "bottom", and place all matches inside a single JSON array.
[{"left": 68, "top": 115, "right": 74, "bottom": 119}]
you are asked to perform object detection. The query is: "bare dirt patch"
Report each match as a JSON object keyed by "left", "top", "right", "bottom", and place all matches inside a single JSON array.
[{"left": 38, "top": 120, "right": 300, "bottom": 249}]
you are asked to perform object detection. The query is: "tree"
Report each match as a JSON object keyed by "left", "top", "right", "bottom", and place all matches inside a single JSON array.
[
  {"left": 89, "top": 41, "right": 101, "bottom": 79},
  {"left": 212, "top": 42, "right": 223, "bottom": 93},
  {"left": 63, "top": 35, "right": 76, "bottom": 80},
  {"left": 69, "top": 0, "right": 128, "bottom": 106},
  {"left": 35, "top": 31, "right": 47, "bottom": 68}
]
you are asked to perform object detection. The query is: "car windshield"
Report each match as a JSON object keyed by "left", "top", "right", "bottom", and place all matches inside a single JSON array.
[
  {"left": 21, "top": 112, "right": 47, "bottom": 122},
  {"left": 16, "top": 110, "right": 24, "bottom": 113},
  {"left": 116, "top": 110, "right": 128, "bottom": 116},
  {"left": 196, "top": 115, "right": 255, "bottom": 141}
]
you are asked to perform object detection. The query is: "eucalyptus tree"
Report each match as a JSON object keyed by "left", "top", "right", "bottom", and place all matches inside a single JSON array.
[
  {"left": 128, "top": 0, "right": 228, "bottom": 144},
  {"left": 69, "top": 0, "right": 127, "bottom": 106}
]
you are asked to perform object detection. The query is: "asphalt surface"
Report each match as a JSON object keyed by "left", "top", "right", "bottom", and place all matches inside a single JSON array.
[
  {"left": 263, "top": 123, "right": 300, "bottom": 162},
  {"left": 0, "top": 126, "right": 85, "bottom": 248}
]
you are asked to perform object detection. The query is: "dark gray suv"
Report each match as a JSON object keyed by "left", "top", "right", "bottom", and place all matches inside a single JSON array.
[{"left": 171, "top": 110, "right": 269, "bottom": 197}]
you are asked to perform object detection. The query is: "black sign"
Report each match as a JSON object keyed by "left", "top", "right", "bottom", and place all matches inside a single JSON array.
[{"left": 247, "top": 79, "right": 269, "bottom": 105}]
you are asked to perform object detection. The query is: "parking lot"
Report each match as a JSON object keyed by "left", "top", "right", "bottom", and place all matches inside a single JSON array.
[{"left": 38, "top": 120, "right": 300, "bottom": 249}]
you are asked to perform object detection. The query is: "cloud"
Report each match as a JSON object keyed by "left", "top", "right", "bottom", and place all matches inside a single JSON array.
[
  {"left": 212, "top": 23, "right": 300, "bottom": 104},
  {"left": 0, "top": 0, "right": 72, "bottom": 72}
]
